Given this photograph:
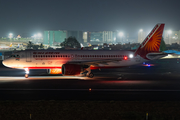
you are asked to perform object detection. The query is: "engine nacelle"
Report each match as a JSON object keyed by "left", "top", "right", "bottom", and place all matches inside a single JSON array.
[
  {"left": 62, "top": 64, "right": 82, "bottom": 75},
  {"left": 47, "top": 69, "right": 62, "bottom": 74}
]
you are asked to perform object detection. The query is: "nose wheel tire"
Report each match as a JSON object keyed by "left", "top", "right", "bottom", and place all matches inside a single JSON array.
[
  {"left": 25, "top": 74, "right": 29, "bottom": 78},
  {"left": 88, "top": 72, "right": 94, "bottom": 78}
]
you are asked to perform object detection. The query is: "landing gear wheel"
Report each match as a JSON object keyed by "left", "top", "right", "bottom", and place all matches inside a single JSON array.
[
  {"left": 25, "top": 74, "right": 29, "bottom": 78},
  {"left": 88, "top": 72, "right": 94, "bottom": 78}
]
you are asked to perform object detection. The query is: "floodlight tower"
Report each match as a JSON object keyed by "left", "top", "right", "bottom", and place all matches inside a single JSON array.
[
  {"left": 118, "top": 32, "right": 124, "bottom": 44},
  {"left": 168, "top": 30, "right": 172, "bottom": 44}
]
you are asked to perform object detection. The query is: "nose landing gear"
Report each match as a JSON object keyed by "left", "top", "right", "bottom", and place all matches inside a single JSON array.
[
  {"left": 24, "top": 68, "right": 29, "bottom": 78},
  {"left": 88, "top": 72, "right": 94, "bottom": 78},
  {"left": 80, "top": 65, "right": 94, "bottom": 78},
  {"left": 25, "top": 74, "right": 29, "bottom": 78}
]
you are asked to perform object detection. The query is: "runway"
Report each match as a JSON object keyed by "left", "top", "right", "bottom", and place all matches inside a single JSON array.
[{"left": 0, "top": 59, "right": 180, "bottom": 101}]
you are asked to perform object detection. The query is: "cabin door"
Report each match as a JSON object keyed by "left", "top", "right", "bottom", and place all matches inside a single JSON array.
[{"left": 26, "top": 51, "right": 31, "bottom": 62}]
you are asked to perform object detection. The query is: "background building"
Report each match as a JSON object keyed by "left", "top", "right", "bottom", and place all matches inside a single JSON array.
[
  {"left": 43, "top": 30, "right": 67, "bottom": 46},
  {"left": 83, "top": 32, "right": 90, "bottom": 44},
  {"left": 102, "top": 31, "right": 116, "bottom": 44},
  {"left": 43, "top": 29, "right": 138, "bottom": 46},
  {"left": 163, "top": 30, "right": 180, "bottom": 45},
  {"left": 89, "top": 31, "right": 117, "bottom": 45},
  {"left": 67, "top": 31, "right": 83, "bottom": 43},
  {"left": 89, "top": 31, "right": 103, "bottom": 45}
]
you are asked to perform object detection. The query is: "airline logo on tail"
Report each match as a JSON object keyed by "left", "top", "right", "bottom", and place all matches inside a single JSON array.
[
  {"left": 134, "top": 23, "right": 165, "bottom": 60},
  {"left": 9, "top": 43, "right": 12, "bottom": 47}
]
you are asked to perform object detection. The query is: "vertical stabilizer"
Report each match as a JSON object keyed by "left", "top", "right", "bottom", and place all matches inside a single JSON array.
[{"left": 134, "top": 23, "right": 165, "bottom": 59}]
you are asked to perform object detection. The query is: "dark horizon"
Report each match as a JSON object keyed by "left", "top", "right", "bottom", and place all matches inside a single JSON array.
[{"left": 0, "top": 0, "right": 180, "bottom": 38}]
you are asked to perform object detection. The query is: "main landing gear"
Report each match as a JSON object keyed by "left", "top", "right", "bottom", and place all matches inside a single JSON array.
[
  {"left": 24, "top": 68, "right": 29, "bottom": 78},
  {"left": 88, "top": 72, "right": 94, "bottom": 78},
  {"left": 85, "top": 66, "right": 94, "bottom": 78}
]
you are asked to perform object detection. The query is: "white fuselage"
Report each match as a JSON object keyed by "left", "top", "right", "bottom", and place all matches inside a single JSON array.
[{"left": 2, "top": 50, "right": 146, "bottom": 69}]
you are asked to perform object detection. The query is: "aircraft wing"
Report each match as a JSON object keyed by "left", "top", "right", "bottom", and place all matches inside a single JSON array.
[{"left": 66, "top": 58, "right": 123, "bottom": 66}]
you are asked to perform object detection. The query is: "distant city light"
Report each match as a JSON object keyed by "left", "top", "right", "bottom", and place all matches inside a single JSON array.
[
  {"left": 37, "top": 33, "right": 42, "bottom": 37},
  {"left": 168, "top": 30, "right": 172, "bottom": 34},
  {"left": 33, "top": 33, "right": 42, "bottom": 39},
  {"left": 9, "top": 33, "right": 13, "bottom": 38},
  {"left": 118, "top": 32, "right": 124, "bottom": 37},
  {"left": 139, "top": 29, "right": 143, "bottom": 32}
]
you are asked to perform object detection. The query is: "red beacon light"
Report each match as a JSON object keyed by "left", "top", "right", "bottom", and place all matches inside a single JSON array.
[{"left": 124, "top": 56, "right": 128, "bottom": 60}]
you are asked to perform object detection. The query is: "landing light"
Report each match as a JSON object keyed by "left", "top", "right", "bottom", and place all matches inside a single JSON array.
[
  {"left": 129, "top": 54, "right": 133, "bottom": 58},
  {"left": 25, "top": 71, "right": 29, "bottom": 74},
  {"left": 25, "top": 68, "right": 29, "bottom": 74}
]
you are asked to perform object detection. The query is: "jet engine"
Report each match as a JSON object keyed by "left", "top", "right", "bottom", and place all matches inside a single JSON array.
[
  {"left": 47, "top": 69, "right": 62, "bottom": 74},
  {"left": 62, "top": 64, "right": 83, "bottom": 75}
]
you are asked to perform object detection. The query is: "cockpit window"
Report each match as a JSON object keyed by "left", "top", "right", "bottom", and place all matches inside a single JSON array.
[
  {"left": 10, "top": 54, "right": 20, "bottom": 58},
  {"left": 10, "top": 55, "right": 16, "bottom": 57}
]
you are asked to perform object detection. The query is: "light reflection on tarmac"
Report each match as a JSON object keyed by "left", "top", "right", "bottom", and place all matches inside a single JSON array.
[
  {"left": 0, "top": 76, "right": 116, "bottom": 81},
  {"left": 0, "top": 76, "right": 85, "bottom": 81},
  {"left": 0, "top": 75, "right": 157, "bottom": 87}
]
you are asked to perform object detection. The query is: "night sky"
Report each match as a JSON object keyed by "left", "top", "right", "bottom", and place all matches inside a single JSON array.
[{"left": 0, "top": 0, "right": 180, "bottom": 37}]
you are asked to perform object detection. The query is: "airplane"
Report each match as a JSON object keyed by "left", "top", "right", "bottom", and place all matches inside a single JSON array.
[
  {"left": 0, "top": 43, "right": 13, "bottom": 49},
  {"left": 2, "top": 23, "right": 168, "bottom": 78}
]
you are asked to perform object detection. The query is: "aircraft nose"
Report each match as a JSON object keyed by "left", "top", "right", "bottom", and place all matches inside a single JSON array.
[
  {"left": 2, "top": 60, "right": 8, "bottom": 67},
  {"left": 2, "top": 60, "right": 6, "bottom": 66}
]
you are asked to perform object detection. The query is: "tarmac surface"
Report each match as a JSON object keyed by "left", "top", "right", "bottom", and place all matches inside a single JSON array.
[{"left": 0, "top": 59, "right": 180, "bottom": 101}]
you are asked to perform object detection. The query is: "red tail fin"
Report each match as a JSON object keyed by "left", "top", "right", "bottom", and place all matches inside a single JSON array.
[{"left": 134, "top": 23, "right": 165, "bottom": 59}]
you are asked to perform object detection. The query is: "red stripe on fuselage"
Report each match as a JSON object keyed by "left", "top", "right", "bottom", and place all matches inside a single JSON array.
[
  {"left": 24, "top": 66, "right": 127, "bottom": 70},
  {"left": 25, "top": 67, "right": 62, "bottom": 69},
  {"left": 91, "top": 66, "right": 127, "bottom": 69}
]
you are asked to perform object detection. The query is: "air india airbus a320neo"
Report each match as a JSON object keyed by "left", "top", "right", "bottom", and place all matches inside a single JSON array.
[{"left": 2, "top": 23, "right": 167, "bottom": 78}]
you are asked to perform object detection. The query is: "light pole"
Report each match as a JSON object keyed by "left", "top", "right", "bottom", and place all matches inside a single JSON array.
[
  {"left": 8, "top": 33, "right": 13, "bottom": 45},
  {"left": 9, "top": 33, "right": 13, "bottom": 39},
  {"left": 168, "top": 30, "right": 172, "bottom": 44},
  {"left": 37, "top": 33, "right": 42, "bottom": 43},
  {"left": 138, "top": 29, "right": 144, "bottom": 43},
  {"left": 34, "top": 34, "right": 37, "bottom": 43},
  {"left": 118, "top": 32, "right": 124, "bottom": 44},
  {"left": 37, "top": 33, "right": 42, "bottom": 38}
]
